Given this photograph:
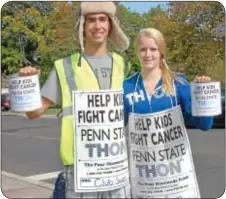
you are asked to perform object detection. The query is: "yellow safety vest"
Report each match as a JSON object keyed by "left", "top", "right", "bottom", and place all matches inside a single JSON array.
[{"left": 55, "top": 52, "right": 129, "bottom": 165}]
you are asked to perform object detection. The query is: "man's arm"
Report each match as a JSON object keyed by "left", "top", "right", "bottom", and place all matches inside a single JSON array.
[
  {"left": 19, "top": 66, "right": 61, "bottom": 119},
  {"left": 26, "top": 97, "right": 53, "bottom": 119}
]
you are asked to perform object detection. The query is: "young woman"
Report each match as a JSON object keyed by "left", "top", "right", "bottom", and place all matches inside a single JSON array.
[{"left": 123, "top": 28, "right": 213, "bottom": 198}]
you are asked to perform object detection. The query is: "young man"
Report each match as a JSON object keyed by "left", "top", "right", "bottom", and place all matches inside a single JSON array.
[{"left": 19, "top": 2, "right": 130, "bottom": 198}]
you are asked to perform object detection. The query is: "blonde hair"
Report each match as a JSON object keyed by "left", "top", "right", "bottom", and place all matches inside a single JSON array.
[{"left": 135, "top": 28, "right": 184, "bottom": 95}]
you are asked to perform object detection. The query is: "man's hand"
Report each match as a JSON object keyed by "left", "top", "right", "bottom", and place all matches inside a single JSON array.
[{"left": 19, "top": 66, "right": 40, "bottom": 76}]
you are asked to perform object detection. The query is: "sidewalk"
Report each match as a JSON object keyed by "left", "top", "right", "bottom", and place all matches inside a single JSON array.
[{"left": 1, "top": 171, "right": 54, "bottom": 198}]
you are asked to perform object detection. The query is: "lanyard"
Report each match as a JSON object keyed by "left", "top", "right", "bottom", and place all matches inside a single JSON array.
[{"left": 132, "top": 72, "right": 178, "bottom": 113}]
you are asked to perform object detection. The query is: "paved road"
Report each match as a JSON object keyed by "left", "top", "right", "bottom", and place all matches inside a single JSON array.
[
  {"left": 1, "top": 115, "right": 225, "bottom": 198},
  {"left": 2, "top": 115, "right": 63, "bottom": 184}
]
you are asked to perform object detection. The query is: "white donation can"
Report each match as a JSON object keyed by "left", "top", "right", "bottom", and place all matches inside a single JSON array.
[
  {"left": 7, "top": 74, "right": 42, "bottom": 112},
  {"left": 191, "top": 81, "right": 222, "bottom": 116}
]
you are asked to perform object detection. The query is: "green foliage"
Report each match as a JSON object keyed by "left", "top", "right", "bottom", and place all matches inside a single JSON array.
[
  {"left": 1, "top": 47, "right": 23, "bottom": 74},
  {"left": 1, "top": 2, "right": 225, "bottom": 86}
]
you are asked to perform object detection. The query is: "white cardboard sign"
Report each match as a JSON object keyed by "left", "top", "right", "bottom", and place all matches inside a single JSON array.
[
  {"left": 128, "top": 106, "right": 200, "bottom": 198},
  {"left": 7, "top": 74, "right": 42, "bottom": 112},
  {"left": 191, "top": 81, "right": 222, "bottom": 116},
  {"left": 72, "top": 90, "right": 129, "bottom": 192}
]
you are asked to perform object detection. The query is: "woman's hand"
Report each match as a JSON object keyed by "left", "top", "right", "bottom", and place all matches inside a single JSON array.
[{"left": 193, "top": 75, "right": 211, "bottom": 82}]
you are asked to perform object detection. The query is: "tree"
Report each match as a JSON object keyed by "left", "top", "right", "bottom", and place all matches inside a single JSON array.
[
  {"left": 166, "top": 2, "right": 225, "bottom": 81},
  {"left": 1, "top": 1, "right": 224, "bottom": 85},
  {"left": 1, "top": 2, "right": 55, "bottom": 75},
  {"left": 49, "top": 2, "right": 80, "bottom": 59}
]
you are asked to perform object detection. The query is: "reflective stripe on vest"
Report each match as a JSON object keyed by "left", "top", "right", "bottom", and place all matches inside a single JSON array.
[
  {"left": 63, "top": 106, "right": 72, "bottom": 117},
  {"left": 63, "top": 56, "right": 77, "bottom": 91},
  {"left": 61, "top": 56, "right": 77, "bottom": 117}
]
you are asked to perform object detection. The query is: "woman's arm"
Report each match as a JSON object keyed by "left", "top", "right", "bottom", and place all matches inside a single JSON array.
[{"left": 179, "top": 78, "right": 214, "bottom": 131}]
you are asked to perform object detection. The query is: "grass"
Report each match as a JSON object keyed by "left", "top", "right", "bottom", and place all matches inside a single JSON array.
[
  {"left": 45, "top": 108, "right": 61, "bottom": 115},
  {"left": 9, "top": 108, "right": 61, "bottom": 115}
]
